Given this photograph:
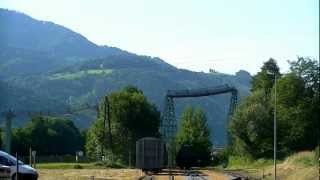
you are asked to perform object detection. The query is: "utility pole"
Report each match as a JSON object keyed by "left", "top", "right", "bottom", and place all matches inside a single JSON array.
[
  {"left": 4, "top": 109, "right": 15, "bottom": 154},
  {"left": 104, "top": 96, "right": 113, "bottom": 162},
  {"left": 96, "top": 104, "right": 104, "bottom": 160},
  {"left": 274, "top": 74, "right": 277, "bottom": 180},
  {"left": 97, "top": 104, "right": 104, "bottom": 159}
]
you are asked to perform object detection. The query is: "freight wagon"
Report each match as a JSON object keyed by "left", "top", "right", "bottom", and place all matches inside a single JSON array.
[{"left": 136, "top": 137, "right": 167, "bottom": 173}]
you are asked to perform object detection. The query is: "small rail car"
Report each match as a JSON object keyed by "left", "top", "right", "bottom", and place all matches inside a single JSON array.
[
  {"left": 176, "top": 144, "right": 197, "bottom": 169},
  {"left": 136, "top": 137, "right": 167, "bottom": 173}
]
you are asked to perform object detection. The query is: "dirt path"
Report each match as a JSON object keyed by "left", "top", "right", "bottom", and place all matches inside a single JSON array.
[
  {"left": 38, "top": 169, "right": 229, "bottom": 180},
  {"left": 38, "top": 169, "right": 142, "bottom": 180}
]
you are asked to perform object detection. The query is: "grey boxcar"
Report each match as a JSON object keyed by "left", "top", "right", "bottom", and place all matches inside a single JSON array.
[{"left": 136, "top": 137, "right": 167, "bottom": 173}]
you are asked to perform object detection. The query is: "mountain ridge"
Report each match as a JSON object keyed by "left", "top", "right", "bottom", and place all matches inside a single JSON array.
[{"left": 0, "top": 8, "right": 251, "bottom": 146}]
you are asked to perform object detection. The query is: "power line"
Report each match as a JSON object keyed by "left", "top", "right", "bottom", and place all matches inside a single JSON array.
[{"left": 168, "top": 58, "right": 237, "bottom": 65}]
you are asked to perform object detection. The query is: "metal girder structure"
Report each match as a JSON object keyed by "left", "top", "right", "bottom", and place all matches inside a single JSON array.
[
  {"left": 160, "top": 85, "right": 238, "bottom": 142},
  {"left": 229, "top": 90, "right": 238, "bottom": 116},
  {"left": 160, "top": 84, "right": 238, "bottom": 167},
  {"left": 159, "top": 97, "right": 176, "bottom": 143},
  {"left": 160, "top": 84, "right": 238, "bottom": 143}
]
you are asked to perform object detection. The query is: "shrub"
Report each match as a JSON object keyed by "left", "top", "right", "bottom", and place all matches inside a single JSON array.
[
  {"left": 228, "top": 155, "right": 254, "bottom": 169},
  {"left": 211, "top": 149, "right": 229, "bottom": 168},
  {"left": 315, "top": 146, "right": 319, "bottom": 163},
  {"left": 93, "top": 160, "right": 125, "bottom": 169},
  {"left": 73, "top": 164, "right": 83, "bottom": 169}
]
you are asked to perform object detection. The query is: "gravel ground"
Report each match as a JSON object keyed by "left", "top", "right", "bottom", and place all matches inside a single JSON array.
[
  {"left": 38, "top": 169, "right": 228, "bottom": 180},
  {"left": 38, "top": 169, "right": 142, "bottom": 180}
]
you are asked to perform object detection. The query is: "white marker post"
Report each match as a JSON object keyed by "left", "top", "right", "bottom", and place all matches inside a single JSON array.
[{"left": 32, "top": 151, "right": 36, "bottom": 168}]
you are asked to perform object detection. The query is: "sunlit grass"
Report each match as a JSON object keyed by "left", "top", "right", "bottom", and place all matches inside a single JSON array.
[
  {"left": 37, "top": 163, "right": 96, "bottom": 169},
  {"left": 49, "top": 69, "right": 113, "bottom": 80},
  {"left": 226, "top": 151, "right": 319, "bottom": 180},
  {"left": 38, "top": 169, "right": 142, "bottom": 180},
  {"left": 227, "top": 155, "right": 274, "bottom": 170}
]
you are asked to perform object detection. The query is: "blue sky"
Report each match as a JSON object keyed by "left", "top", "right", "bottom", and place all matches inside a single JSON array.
[{"left": 1, "top": 0, "right": 319, "bottom": 74}]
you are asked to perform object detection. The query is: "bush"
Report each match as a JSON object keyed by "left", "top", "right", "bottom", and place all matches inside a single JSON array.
[
  {"left": 93, "top": 160, "right": 125, "bottom": 169},
  {"left": 73, "top": 164, "right": 83, "bottom": 169},
  {"left": 211, "top": 149, "right": 229, "bottom": 168},
  {"left": 284, "top": 151, "right": 316, "bottom": 167},
  {"left": 228, "top": 155, "right": 254, "bottom": 169},
  {"left": 315, "top": 146, "right": 319, "bottom": 161}
]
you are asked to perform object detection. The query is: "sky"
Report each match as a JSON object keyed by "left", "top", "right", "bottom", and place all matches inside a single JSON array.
[{"left": 1, "top": 0, "right": 319, "bottom": 75}]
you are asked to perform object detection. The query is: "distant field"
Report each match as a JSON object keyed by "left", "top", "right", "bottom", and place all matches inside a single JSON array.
[{"left": 49, "top": 69, "right": 113, "bottom": 80}]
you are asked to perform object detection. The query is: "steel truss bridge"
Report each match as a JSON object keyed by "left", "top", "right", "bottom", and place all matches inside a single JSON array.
[{"left": 159, "top": 84, "right": 238, "bottom": 166}]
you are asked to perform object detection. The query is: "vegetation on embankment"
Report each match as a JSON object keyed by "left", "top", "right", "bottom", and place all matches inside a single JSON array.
[
  {"left": 225, "top": 150, "right": 319, "bottom": 180},
  {"left": 36, "top": 163, "right": 96, "bottom": 169},
  {"left": 38, "top": 168, "right": 141, "bottom": 180},
  {"left": 36, "top": 161, "right": 126, "bottom": 169},
  {"left": 229, "top": 57, "right": 319, "bottom": 159}
]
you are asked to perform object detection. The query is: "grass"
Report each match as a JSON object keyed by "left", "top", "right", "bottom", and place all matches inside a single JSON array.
[
  {"left": 37, "top": 161, "right": 126, "bottom": 169},
  {"left": 38, "top": 169, "right": 142, "bottom": 180},
  {"left": 36, "top": 163, "right": 97, "bottom": 169},
  {"left": 49, "top": 69, "right": 113, "bottom": 80},
  {"left": 37, "top": 150, "right": 319, "bottom": 179},
  {"left": 227, "top": 156, "right": 274, "bottom": 170},
  {"left": 226, "top": 151, "right": 319, "bottom": 180},
  {"left": 36, "top": 162, "right": 143, "bottom": 179},
  {"left": 284, "top": 151, "right": 317, "bottom": 167}
]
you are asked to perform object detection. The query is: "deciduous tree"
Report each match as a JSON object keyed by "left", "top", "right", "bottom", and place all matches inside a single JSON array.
[{"left": 176, "top": 107, "right": 212, "bottom": 166}]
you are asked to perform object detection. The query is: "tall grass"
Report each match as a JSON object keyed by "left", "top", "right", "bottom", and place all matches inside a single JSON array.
[
  {"left": 227, "top": 155, "right": 273, "bottom": 170},
  {"left": 226, "top": 150, "right": 319, "bottom": 180}
]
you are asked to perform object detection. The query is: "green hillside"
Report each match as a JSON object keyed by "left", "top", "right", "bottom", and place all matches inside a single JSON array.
[{"left": 0, "top": 8, "right": 251, "bottom": 146}]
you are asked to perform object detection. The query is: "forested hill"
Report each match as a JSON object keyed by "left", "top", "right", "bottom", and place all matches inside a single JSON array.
[{"left": 0, "top": 8, "right": 251, "bottom": 146}]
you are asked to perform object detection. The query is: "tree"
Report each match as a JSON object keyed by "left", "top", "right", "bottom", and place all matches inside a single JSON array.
[
  {"left": 271, "top": 73, "right": 309, "bottom": 155},
  {"left": 289, "top": 57, "right": 319, "bottom": 148},
  {"left": 273, "top": 72, "right": 318, "bottom": 152},
  {"left": 176, "top": 107, "right": 194, "bottom": 146},
  {"left": 85, "top": 86, "right": 160, "bottom": 164},
  {"left": 85, "top": 116, "right": 106, "bottom": 159},
  {"left": 229, "top": 57, "right": 319, "bottom": 159},
  {"left": 176, "top": 107, "right": 212, "bottom": 166},
  {"left": 229, "top": 90, "right": 273, "bottom": 158},
  {"left": 251, "top": 58, "right": 281, "bottom": 93},
  {"left": 12, "top": 116, "right": 84, "bottom": 155},
  {"left": 289, "top": 57, "right": 319, "bottom": 94}
]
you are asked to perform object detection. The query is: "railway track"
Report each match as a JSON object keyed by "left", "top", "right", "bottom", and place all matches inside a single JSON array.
[
  {"left": 225, "top": 171, "right": 249, "bottom": 180},
  {"left": 185, "top": 170, "right": 207, "bottom": 180},
  {"left": 138, "top": 170, "right": 208, "bottom": 180},
  {"left": 139, "top": 175, "right": 207, "bottom": 180},
  {"left": 138, "top": 175, "right": 155, "bottom": 180},
  {"left": 138, "top": 169, "right": 249, "bottom": 180}
]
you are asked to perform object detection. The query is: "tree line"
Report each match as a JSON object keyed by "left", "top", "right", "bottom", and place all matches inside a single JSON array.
[
  {"left": 85, "top": 86, "right": 160, "bottom": 164},
  {"left": 6, "top": 85, "right": 213, "bottom": 166},
  {"left": 229, "top": 57, "right": 319, "bottom": 159},
  {"left": 5, "top": 86, "right": 160, "bottom": 164},
  {"left": 11, "top": 116, "right": 85, "bottom": 155},
  {"left": 5, "top": 56, "right": 317, "bottom": 165}
]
